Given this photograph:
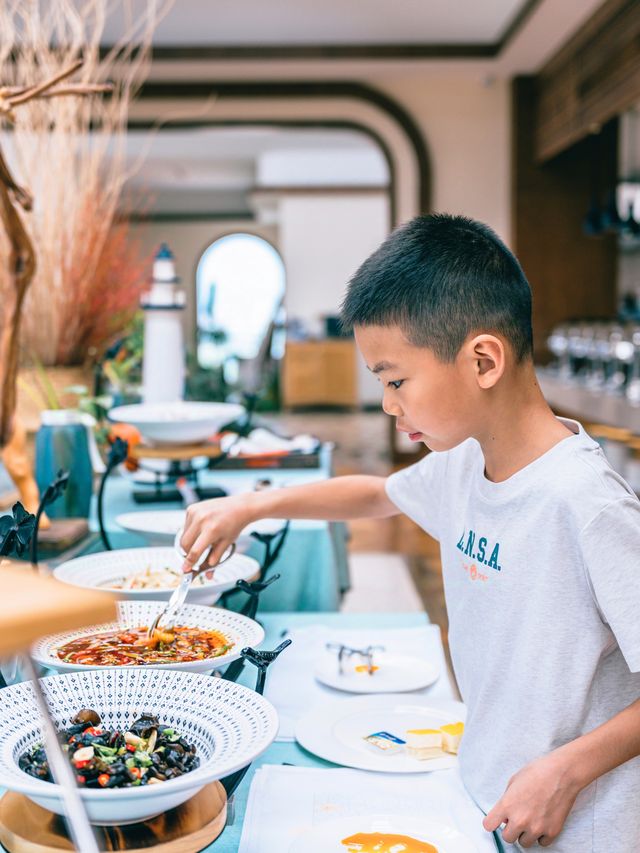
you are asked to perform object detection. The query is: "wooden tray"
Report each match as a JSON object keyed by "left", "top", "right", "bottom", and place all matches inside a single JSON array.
[
  {"left": 131, "top": 443, "right": 222, "bottom": 462},
  {"left": 0, "top": 782, "right": 227, "bottom": 852}
]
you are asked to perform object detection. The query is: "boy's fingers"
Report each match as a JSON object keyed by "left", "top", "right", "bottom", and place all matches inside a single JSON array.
[
  {"left": 482, "top": 807, "right": 506, "bottom": 833},
  {"left": 182, "top": 531, "right": 214, "bottom": 572},
  {"left": 517, "top": 831, "right": 539, "bottom": 849},
  {"left": 501, "top": 822, "right": 526, "bottom": 845},
  {"left": 179, "top": 519, "right": 200, "bottom": 556},
  {"left": 207, "top": 539, "right": 231, "bottom": 568}
]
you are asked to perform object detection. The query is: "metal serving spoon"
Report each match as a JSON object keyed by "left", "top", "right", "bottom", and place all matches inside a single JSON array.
[{"left": 146, "top": 532, "right": 236, "bottom": 638}]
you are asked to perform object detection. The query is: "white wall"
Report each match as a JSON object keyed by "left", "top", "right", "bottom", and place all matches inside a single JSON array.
[
  {"left": 277, "top": 191, "right": 390, "bottom": 403},
  {"left": 371, "top": 71, "right": 512, "bottom": 244}
]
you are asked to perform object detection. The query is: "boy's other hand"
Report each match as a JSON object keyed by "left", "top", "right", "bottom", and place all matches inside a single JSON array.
[
  {"left": 482, "top": 749, "right": 581, "bottom": 848},
  {"left": 180, "top": 494, "right": 256, "bottom": 579}
]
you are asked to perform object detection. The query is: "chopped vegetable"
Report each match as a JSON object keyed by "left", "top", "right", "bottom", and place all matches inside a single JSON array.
[{"left": 18, "top": 710, "right": 200, "bottom": 790}]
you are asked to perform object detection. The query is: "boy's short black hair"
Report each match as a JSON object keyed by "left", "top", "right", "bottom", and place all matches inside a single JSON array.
[{"left": 341, "top": 213, "right": 533, "bottom": 363}]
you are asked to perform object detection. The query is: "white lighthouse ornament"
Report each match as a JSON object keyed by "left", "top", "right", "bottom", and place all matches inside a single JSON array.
[{"left": 141, "top": 243, "right": 186, "bottom": 404}]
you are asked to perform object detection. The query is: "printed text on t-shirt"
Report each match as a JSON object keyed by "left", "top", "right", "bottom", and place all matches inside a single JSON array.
[{"left": 456, "top": 528, "right": 502, "bottom": 571}]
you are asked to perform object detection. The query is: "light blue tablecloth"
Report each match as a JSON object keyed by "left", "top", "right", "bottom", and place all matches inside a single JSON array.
[
  {"left": 78, "top": 444, "right": 350, "bottom": 612},
  {"left": 206, "top": 612, "right": 433, "bottom": 852},
  {"left": 0, "top": 612, "right": 430, "bottom": 853}
]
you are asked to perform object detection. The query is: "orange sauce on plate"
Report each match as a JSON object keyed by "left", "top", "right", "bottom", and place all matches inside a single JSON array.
[{"left": 341, "top": 832, "right": 438, "bottom": 852}]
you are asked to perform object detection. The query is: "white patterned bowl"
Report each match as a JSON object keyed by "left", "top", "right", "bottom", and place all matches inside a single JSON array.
[
  {"left": 53, "top": 547, "right": 259, "bottom": 605},
  {"left": 108, "top": 401, "right": 244, "bottom": 445},
  {"left": 116, "top": 510, "right": 286, "bottom": 550},
  {"left": 31, "top": 601, "right": 264, "bottom": 674},
  {"left": 0, "top": 668, "right": 278, "bottom": 824}
]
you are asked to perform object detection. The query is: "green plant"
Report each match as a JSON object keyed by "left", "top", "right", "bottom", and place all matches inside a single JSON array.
[
  {"left": 184, "top": 351, "right": 227, "bottom": 402},
  {"left": 100, "top": 312, "right": 144, "bottom": 396}
]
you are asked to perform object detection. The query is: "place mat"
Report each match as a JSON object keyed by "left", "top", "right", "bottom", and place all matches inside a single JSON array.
[
  {"left": 238, "top": 764, "right": 497, "bottom": 852},
  {"left": 265, "top": 625, "right": 452, "bottom": 741}
]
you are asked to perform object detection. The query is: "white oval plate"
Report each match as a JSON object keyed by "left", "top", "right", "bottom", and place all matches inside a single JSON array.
[
  {"left": 290, "top": 813, "right": 478, "bottom": 853},
  {"left": 53, "top": 547, "right": 259, "bottom": 604},
  {"left": 32, "top": 600, "right": 264, "bottom": 674},
  {"left": 116, "top": 511, "right": 286, "bottom": 551},
  {"left": 0, "top": 668, "right": 278, "bottom": 825},
  {"left": 315, "top": 652, "right": 440, "bottom": 694},
  {"left": 296, "top": 695, "right": 466, "bottom": 773}
]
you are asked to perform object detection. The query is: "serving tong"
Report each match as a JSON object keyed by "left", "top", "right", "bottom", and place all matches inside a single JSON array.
[
  {"left": 326, "top": 642, "right": 385, "bottom": 675},
  {"left": 146, "top": 537, "right": 236, "bottom": 637}
]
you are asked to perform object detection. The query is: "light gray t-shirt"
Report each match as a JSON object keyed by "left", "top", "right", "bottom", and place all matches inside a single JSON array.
[{"left": 386, "top": 419, "right": 640, "bottom": 852}]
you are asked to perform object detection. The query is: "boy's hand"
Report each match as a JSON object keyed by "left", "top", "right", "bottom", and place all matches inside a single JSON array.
[
  {"left": 180, "top": 494, "right": 258, "bottom": 578},
  {"left": 483, "top": 749, "right": 581, "bottom": 848}
]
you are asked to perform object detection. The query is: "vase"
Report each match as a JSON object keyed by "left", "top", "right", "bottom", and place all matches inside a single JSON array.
[{"left": 35, "top": 410, "right": 94, "bottom": 518}]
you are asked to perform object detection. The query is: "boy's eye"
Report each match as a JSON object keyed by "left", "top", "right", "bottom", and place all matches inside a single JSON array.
[{"left": 387, "top": 379, "right": 404, "bottom": 390}]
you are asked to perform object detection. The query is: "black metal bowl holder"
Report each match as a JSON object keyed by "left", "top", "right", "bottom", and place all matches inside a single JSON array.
[{"left": 219, "top": 637, "right": 292, "bottom": 812}]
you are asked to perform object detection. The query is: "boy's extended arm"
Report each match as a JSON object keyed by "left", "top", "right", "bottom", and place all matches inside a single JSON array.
[
  {"left": 483, "top": 697, "right": 640, "bottom": 848},
  {"left": 180, "top": 475, "right": 399, "bottom": 569}
]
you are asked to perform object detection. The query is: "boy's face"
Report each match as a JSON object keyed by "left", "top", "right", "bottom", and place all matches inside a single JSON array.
[{"left": 354, "top": 323, "right": 480, "bottom": 452}]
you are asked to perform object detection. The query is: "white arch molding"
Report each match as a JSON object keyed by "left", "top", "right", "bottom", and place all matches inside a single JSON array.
[{"left": 129, "top": 87, "right": 430, "bottom": 227}]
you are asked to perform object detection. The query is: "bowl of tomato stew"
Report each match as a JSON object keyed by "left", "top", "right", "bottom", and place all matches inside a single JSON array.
[{"left": 31, "top": 601, "right": 264, "bottom": 674}]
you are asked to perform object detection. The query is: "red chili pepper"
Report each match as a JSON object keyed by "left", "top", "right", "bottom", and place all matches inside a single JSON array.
[
  {"left": 73, "top": 759, "right": 91, "bottom": 769},
  {"left": 76, "top": 775, "right": 86, "bottom": 784},
  {"left": 98, "top": 774, "right": 110, "bottom": 787},
  {"left": 129, "top": 767, "right": 141, "bottom": 779},
  {"left": 84, "top": 727, "right": 103, "bottom": 736},
  {"left": 126, "top": 744, "right": 136, "bottom": 752}
]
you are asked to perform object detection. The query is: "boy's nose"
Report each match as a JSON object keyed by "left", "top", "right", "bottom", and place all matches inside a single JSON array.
[{"left": 382, "top": 390, "right": 402, "bottom": 417}]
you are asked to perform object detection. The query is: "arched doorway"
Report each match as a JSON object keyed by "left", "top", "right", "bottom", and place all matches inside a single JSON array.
[{"left": 196, "top": 232, "right": 286, "bottom": 372}]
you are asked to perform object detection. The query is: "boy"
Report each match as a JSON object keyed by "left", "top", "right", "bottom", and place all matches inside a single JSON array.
[{"left": 180, "top": 214, "right": 640, "bottom": 851}]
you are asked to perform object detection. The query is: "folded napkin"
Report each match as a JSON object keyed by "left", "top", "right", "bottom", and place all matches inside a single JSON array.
[
  {"left": 239, "top": 764, "right": 497, "bottom": 852},
  {"left": 220, "top": 428, "right": 319, "bottom": 457},
  {"left": 265, "top": 625, "right": 454, "bottom": 741}
]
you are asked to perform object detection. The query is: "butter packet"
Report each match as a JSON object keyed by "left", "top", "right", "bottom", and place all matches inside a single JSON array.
[{"left": 363, "top": 731, "right": 406, "bottom": 754}]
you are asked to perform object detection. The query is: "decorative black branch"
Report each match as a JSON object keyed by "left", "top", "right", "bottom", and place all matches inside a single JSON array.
[
  {"left": 0, "top": 502, "right": 36, "bottom": 558},
  {"left": 30, "top": 469, "right": 69, "bottom": 566},
  {"left": 97, "top": 438, "right": 128, "bottom": 551}
]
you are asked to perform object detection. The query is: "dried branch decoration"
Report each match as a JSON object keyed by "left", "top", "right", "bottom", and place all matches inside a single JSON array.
[
  {"left": 0, "top": 60, "right": 110, "bottom": 447},
  {"left": 0, "top": 0, "right": 171, "bottom": 368},
  {"left": 0, "top": 0, "right": 171, "bottom": 446}
]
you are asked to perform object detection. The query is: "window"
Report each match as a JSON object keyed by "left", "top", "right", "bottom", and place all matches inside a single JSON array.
[{"left": 196, "top": 233, "right": 285, "bottom": 368}]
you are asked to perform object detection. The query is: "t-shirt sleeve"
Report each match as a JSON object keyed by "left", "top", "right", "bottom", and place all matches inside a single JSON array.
[
  {"left": 385, "top": 450, "right": 447, "bottom": 541},
  {"left": 580, "top": 497, "right": 640, "bottom": 672}
]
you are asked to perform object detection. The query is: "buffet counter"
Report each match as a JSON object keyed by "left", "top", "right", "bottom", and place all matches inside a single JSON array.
[
  {"left": 0, "top": 611, "right": 495, "bottom": 853},
  {"left": 537, "top": 368, "right": 640, "bottom": 433},
  {"left": 70, "top": 444, "right": 350, "bottom": 612}
]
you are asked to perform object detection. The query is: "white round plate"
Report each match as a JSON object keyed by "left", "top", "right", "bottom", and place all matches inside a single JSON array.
[
  {"left": 53, "top": 546, "right": 259, "bottom": 604},
  {"left": 31, "top": 600, "right": 264, "bottom": 674},
  {"left": 108, "top": 401, "right": 244, "bottom": 445},
  {"left": 116, "top": 510, "right": 285, "bottom": 551},
  {"left": 315, "top": 652, "right": 440, "bottom": 694},
  {"left": 296, "top": 695, "right": 466, "bottom": 773},
  {"left": 0, "top": 668, "right": 278, "bottom": 825},
  {"left": 291, "top": 814, "right": 478, "bottom": 853}
]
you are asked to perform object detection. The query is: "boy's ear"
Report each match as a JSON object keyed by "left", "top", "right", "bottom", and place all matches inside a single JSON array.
[{"left": 466, "top": 334, "right": 505, "bottom": 389}]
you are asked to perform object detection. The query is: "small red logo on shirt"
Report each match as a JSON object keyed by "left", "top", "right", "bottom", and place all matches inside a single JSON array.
[{"left": 462, "top": 561, "right": 488, "bottom": 582}]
